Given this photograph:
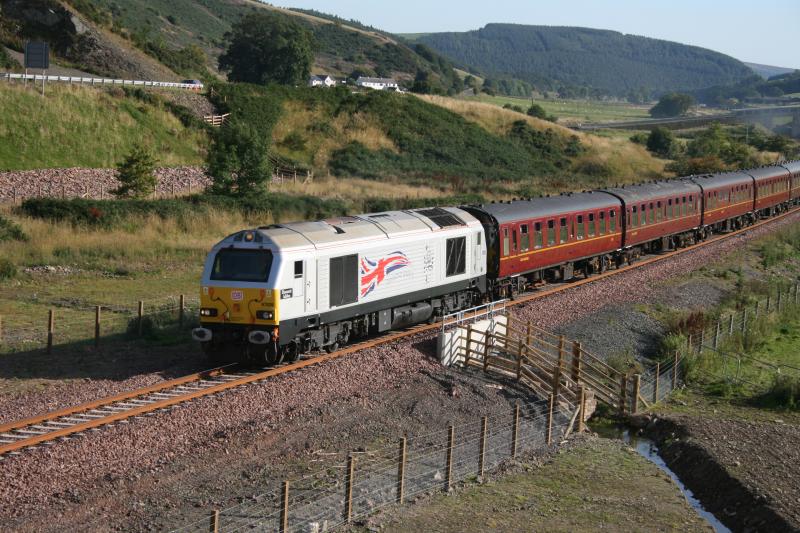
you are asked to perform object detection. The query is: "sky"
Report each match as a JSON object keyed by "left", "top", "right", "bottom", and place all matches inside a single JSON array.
[{"left": 276, "top": 0, "right": 800, "bottom": 68}]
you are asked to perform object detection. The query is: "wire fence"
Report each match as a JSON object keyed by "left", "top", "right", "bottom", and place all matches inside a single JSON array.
[
  {"left": 0, "top": 293, "right": 199, "bottom": 353},
  {"left": 172, "top": 397, "right": 576, "bottom": 533},
  {"left": 1, "top": 72, "right": 203, "bottom": 91}
]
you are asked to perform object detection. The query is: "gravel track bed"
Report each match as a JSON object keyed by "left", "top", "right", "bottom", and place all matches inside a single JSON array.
[
  {"left": 0, "top": 211, "right": 797, "bottom": 530},
  {"left": 0, "top": 166, "right": 209, "bottom": 202}
]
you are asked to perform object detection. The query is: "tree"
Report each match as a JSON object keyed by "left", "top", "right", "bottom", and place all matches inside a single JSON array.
[
  {"left": 207, "top": 120, "right": 272, "bottom": 196},
  {"left": 219, "top": 12, "right": 314, "bottom": 86},
  {"left": 646, "top": 127, "right": 676, "bottom": 158},
  {"left": 114, "top": 145, "right": 158, "bottom": 199},
  {"left": 649, "top": 93, "right": 695, "bottom": 118}
]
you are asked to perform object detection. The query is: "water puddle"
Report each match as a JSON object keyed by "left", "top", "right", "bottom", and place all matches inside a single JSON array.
[{"left": 594, "top": 424, "right": 731, "bottom": 533}]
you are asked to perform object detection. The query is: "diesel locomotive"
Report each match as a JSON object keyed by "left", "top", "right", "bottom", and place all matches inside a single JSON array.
[{"left": 193, "top": 162, "right": 800, "bottom": 364}]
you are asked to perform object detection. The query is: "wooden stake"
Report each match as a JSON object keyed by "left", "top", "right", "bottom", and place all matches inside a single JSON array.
[
  {"left": 546, "top": 394, "right": 555, "bottom": 445},
  {"left": 578, "top": 386, "right": 586, "bottom": 433},
  {"left": 515, "top": 342, "right": 522, "bottom": 381},
  {"left": 464, "top": 324, "right": 472, "bottom": 367},
  {"left": 179, "top": 294, "right": 185, "bottom": 326},
  {"left": 653, "top": 362, "right": 660, "bottom": 403},
  {"left": 345, "top": 455, "right": 355, "bottom": 522},
  {"left": 571, "top": 341, "right": 582, "bottom": 383},
  {"left": 446, "top": 424, "right": 454, "bottom": 491},
  {"left": 483, "top": 332, "right": 490, "bottom": 371},
  {"left": 672, "top": 351, "right": 679, "bottom": 389},
  {"left": 94, "top": 305, "right": 101, "bottom": 348},
  {"left": 479, "top": 416, "right": 487, "bottom": 478},
  {"left": 632, "top": 374, "right": 641, "bottom": 414},
  {"left": 729, "top": 313, "right": 735, "bottom": 335},
  {"left": 280, "top": 480, "right": 289, "bottom": 533},
  {"left": 397, "top": 437, "right": 406, "bottom": 504},
  {"left": 47, "top": 309, "right": 55, "bottom": 354},
  {"left": 511, "top": 403, "right": 520, "bottom": 458},
  {"left": 553, "top": 335, "right": 565, "bottom": 401},
  {"left": 619, "top": 375, "right": 627, "bottom": 415},
  {"left": 714, "top": 321, "right": 720, "bottom": 349},
  {"left": 209, "top": 510, "right": 219, "bottom": 533},
  {"left": 766, "top": 295, "right": 771, "bottom": 313},
  {"left": 137, "top": 301, "right": 144, "bottom": 336},
  {"left": 686, "top": 334, "right": 693, "bottom": 354}
]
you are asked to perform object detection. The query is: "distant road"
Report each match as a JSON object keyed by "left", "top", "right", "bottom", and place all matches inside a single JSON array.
[
  {"left": 1, "top": 72, "right": 202, "bottom": 91},
  {"left": 573, "top": 104, "right": 800, "bottom": 131}
]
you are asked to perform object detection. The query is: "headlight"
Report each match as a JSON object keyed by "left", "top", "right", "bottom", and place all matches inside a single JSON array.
[
  {"left": 256, "top": 310, "right": 274, "bottom": 320},
  {"left": 200, "top": 308, "right": 218, "bottom": 317}
]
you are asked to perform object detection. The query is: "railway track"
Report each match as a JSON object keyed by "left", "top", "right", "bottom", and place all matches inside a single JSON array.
[{"left": 1, "top": 208, "right": 798, "bottom": 458}]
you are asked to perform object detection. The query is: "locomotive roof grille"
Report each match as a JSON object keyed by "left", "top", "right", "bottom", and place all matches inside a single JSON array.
[{"left": 416, "top": 207, "right": 465, "bottom": 228}]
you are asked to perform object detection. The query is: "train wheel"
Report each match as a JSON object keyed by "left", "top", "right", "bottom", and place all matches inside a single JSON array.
[{"left": 283, "top": 341, "right": 300, "bottom": 363}]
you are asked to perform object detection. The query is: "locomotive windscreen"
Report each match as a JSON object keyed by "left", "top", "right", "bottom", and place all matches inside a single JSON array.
[{"left": 211, "top": 249, "right": 273, "bottom": 282}]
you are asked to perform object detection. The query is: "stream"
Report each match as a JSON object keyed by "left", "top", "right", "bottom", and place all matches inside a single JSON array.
[{"left": 593, "top": 424, "right": 731, "bottom": 532}]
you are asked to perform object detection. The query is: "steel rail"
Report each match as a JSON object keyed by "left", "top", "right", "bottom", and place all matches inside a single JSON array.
[{"left": 1, "top": 207, "right": 797, "bottom": 457}]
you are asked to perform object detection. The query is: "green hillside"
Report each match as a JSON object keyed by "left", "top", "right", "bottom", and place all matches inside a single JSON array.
[
  {"left": 0, "top": 84, "right": 207, "bottom": 170},
  {"left": 417, "top": 24, "right": 754, "bottom": 98}
]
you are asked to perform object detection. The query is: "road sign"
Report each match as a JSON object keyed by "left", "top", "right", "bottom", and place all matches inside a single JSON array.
[{"left": 24, "top": 42, "right": 50, "bottom": 70}]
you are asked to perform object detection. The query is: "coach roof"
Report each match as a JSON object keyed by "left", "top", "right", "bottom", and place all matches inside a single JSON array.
[
  {"left": 471, "top": 192, "right": 619, "bottom": 224},
  {"left": 687, "top": 171, "right": 754, "bottom": 190},
  {"left": 781, "top": 160, "right": 800, "bottom": 176},
  {"left": 601, "top": 180, "right": 701, "bottom": 204},
  {"left": 746, "top": 165, "right": 791, "bottom": 181}
]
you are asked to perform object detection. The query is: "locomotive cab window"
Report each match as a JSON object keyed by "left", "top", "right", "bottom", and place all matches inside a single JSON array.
[
  {"left": 547, "top": 220, "right": 556, "bottom": 246},
  {"left": 294, "top": 260, "right": 304, "bottom": 279},
  {"left": 446, "top": 237, "right": 466, "bottom": 277},
  {"left": 534, "top": 222, "right": 543, "bottom": 249},
  {"left": 211, "top": 249, "right": 273, "bottom": 283},
  {"left": 520, "top": 224, "right": 530, "bottom": 252},
  {"left": 560, "top": 218, "right": 568, "bottom": 243}
]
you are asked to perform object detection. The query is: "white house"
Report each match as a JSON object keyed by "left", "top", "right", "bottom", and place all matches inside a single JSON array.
[
  {"left": 355, "top": 77, "right": 399, "bottom": 91},
  {"left": 308, "top": 74, "right": 336, "bottom": 88}
]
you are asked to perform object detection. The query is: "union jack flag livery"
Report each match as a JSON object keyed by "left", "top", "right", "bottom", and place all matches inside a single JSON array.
[{"left": 360, "top": 251, "right": 410, "bottom": 297}]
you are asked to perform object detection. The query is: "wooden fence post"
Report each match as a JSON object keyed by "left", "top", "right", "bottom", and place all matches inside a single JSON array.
[
  {"left": 632, "top": 374, "right": 641, "bottom": 414},
  {"left": 464, "top": 324, "right": 473, "bottom": 367},
  {"left": 209, "top": 510, "right": 219, "bottom": 533},
  {"left": 673, "top": 351, "right": 679, "bottom": 389},
  {"left": 345, "top": 455, "right": 355, "bottom": 522},
  {"left": 280, "top": 480, "right": 289, "bottom": 533},
  {"left": 766, "top": 295, "right": 771, "bottom": 313},
  {"left": 397, "top": 437, "right": 406, "bottom": 504},
  {"left": 478, "top": 416, "right": 487, "bottom": 478},
  {"left": 137, "top": 301, "right": 144, "bottom": 336},
  {"left": 553, "top": 336, "right": 565, "bottom": 401},
  {"left": 571, "top": 341, "right": 582, "bottom": 383},
  {"left": 511, "top": 403, "right": 520, "bottom": 459},
  {"left": 516, "top": 343, "right": 523, "bottom": 381},
  {"left": 713, "top": 321, "right": 720, "bottom": 349},
  {"left": 179, "top": 294, "right": 185, "bottom": 326},
  {"left": 445, "top": 424, "right": 455, "bottom": 491},
  {"left": 578, "top": 386, "right": 586, "bottom": 433},
  {"left": 729, "top": 313, "right": 734, "bottom": 335},
  {"left": 653, "top": 362, "right": 660, "bottom": 403},
  {"left": 94, "top": 305, "right": 101, "bottom": 348},
  {"left": 699, "top": 328, "right": 705, "bottom": 350},
  {"left": 619, "top": 375, "right": 627, "bottom": 415},
  {"left": 754, "top": 300, "right": 760, "bottom": 320},
  {"left": 47, "top": 309, "right": 55, "bottom": 354},
  {"left": 483, "top": 332, "right": 490, "bottom": 371},
  {"left": 794, "top": 283, "right": 799, "bottom": 305},
  {"left": 546, "top": 394, "right": 555, "bottom": 445}
]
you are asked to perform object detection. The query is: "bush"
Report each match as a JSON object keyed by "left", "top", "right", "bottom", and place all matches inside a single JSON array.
[
  {"left": 629, "top": 132, "right": 648, "bottom": 145},
  {"left": 0, "top": 258, "right": 16, "bottom": 280},
  {"left": 0, "top": 215, "right": 27, "bottom": 242},
  {"left": 649, "top": 93, "right": 694, "bottom": 118},
  {"left": 114, "top": 145, "right": 158, "bottom": 199},
  {"left": 646, "top": 127, "right": 676, "bottom": 158},
  {"left": 759, "top": 374, "right": 800, "bottom": 410}
]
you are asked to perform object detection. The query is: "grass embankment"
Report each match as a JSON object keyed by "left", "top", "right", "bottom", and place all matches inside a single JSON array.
[
  {"left": 366, "top": 437, "right": 710, "bottom": 532},
  {"left": 0, "top": 83, "right": 207, "bottom": 170}
]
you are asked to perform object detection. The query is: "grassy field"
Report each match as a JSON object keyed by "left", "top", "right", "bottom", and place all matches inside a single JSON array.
[
  {"left": 0, "top": 83, "right": 207, "bottom": 170},
  {"left": 364, "top": 437, "right": 710, "bottom": 532},
  {"left": 467, "top": 94, "right": 652, "bottom": 123}
]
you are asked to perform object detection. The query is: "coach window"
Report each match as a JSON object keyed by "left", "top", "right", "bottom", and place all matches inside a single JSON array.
[
  {"left": 534, "top": 222, "right": 543, "bottom": 249},
  {"left": 576, "top": 215, "right": 584, "bottom": 238},
  {"left": 656, "top": 201, "right": 663, "bottom": 221},
  {"left": 502, "top": 227, "right": 510, "bottom": 257},
  {"left": 688, "top": 195, "right": 694, "bottom": 214},
  {"left": 648, "top": 203, "right": 654, "bottom": 224},
  {"left": 631, "top": 206, "right": 638, "bottom": 227},
  {"left": 598, "top": 211, "right": 606, "bottom": 235},
  {"left": 610, "top": 209, "right": 617, "bottom": 232},
  {"left": 547, "top": 220, "right": 556, "bottom": 246},
  {"left": 640, "top": 204, "right": 647, "bottom": 226},
  {"left": 446, "top": 237, "right": 466, "bottom": 277},
  {"left": 520, "top": 224, "right": 530, "bottom": 252},
  {"left": 560, "top": 217, "right": 568, "bottom": 243},
  {"left": 512, "top": 228, "right": 518, "bottom": 253},
  {"left": 588, "top": 213, "right": 596, "bottom": 236},
  {"left": 683, "top": 196, "right": 687, "bottom": 216}
]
